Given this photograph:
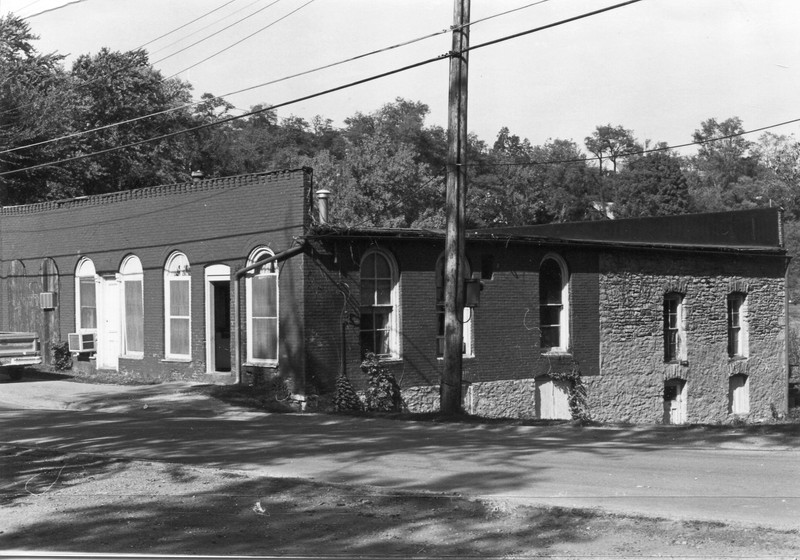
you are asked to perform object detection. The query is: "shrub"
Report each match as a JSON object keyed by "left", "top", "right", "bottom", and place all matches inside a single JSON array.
[
  {"left": 361, "top": 352, "right": 403, "bottom": 412},
  {"left": 333, "top": 373, "right": 362, "bottom": 412},
  {"left": 51, "top": 341, "right": 72, "bottom": 371}
]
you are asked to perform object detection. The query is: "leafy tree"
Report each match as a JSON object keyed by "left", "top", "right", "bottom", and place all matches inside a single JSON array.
[
  {"left": 686, "top": 117, "right": 761, "bottom": 213},
  {"left": 0, "top": 15, "right": 73, "bottom": 204},
  {"left": 63, "top": 48, "right": 195, "bottom": 195},
  {"left": 584, "top": 124, "right": 641, "bottom": 175},
  {"left": 612, "top": 151, "right": 691, "bottom": 218}
]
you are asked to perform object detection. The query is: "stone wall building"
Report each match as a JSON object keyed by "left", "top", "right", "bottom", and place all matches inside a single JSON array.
[{"left": 1, "top": 169, "right": 789, "bottom": 423}]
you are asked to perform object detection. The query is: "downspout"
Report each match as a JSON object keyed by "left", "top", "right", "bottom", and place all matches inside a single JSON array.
[{"left": 232, "top": 242, "right": 306, "bottom": 384}]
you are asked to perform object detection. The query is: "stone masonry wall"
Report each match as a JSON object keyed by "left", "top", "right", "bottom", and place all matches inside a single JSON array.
[{"left": 592, "top": 251, "right": 787, "bottom": 424}]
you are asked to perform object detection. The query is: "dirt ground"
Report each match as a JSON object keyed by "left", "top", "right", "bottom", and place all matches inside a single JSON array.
[{"left": 2, "top": 443, "right": 798, "bottom": 558}]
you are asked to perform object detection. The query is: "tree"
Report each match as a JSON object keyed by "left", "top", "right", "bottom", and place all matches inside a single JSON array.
[
  {"left": 63, "top": 48, "right": 196, "bottom": 195},
  {"left": 612, "top": 151, "right": 691, "bottom": 218},
  {"left": 686, "top": 117, "right": 761, "bottom": 213},
  {"left": 0, "top": 15, "right": 74, "bottom": 204},
  {"left": 584, "top": 124, "right": 641, "bottom": 175}
]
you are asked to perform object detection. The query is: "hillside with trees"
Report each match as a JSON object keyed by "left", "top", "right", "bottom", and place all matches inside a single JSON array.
[{"left": 2, "top": 14, "right": 800, "bottom": 296}]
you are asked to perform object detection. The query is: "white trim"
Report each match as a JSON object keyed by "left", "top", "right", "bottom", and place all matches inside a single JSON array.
[
  {"left": 120, "top": 255, "right": 144, "bottom": 358},
  {"left": 164, "top": 252, "right": 191, "bottom": 360},
  {"left": 205, "top": 264, "right": 231, "bottom": 373},
  {"left": 245, "top": 248, "right": 279, "bottom": 366},
  {"left": 539, "top": 253, "right": 570, "bottom": 354},
  {"left": 360, "top": 248, "right": 401, "bottom": 359},
  {"left": 75, "top": 257, "right": 97, "bottom": 334}
]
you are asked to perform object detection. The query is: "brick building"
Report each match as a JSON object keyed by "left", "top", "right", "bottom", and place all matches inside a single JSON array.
[{"left": 1, "top": 169, "right": 790, "bottom": 423}]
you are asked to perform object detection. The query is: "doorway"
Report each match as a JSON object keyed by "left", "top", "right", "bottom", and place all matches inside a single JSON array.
[
  {"left": 96, "top": 275, "right": 120, "bottom": 371},
  {"left": 205, "top": 265, "right": 231, "bottom": 373},
  {"left": 663, "top": 378, "right": 687, "bottom": 424}
]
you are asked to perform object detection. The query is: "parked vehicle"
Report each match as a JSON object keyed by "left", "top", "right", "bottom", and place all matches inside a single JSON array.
[{"left": 0, "top": 332, "right": 42, "bottom": 380}]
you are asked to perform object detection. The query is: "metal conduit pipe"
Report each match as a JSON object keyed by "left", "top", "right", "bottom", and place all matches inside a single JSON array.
[{"left": 232, "top": 242, "right": 306, "bottom": 384}]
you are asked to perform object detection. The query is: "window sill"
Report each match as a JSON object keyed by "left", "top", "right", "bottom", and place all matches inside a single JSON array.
[
  {"left": 665, "top": 360, "right": 689, "bottom": 366},
  {"left": 121, "top": 354, "right": 143, "bottom": 360},
  {"left": 541, "top": 350, "right": 572, "bottom": 359},
  {"left": 728, "top": 355, "right": 748, "bottom": 362},
  {"left": 436, "top": 355, "right": 475, "bottom": 361},
  {"left": 243, "top": 362, "right": 279, "bottom": 368},
  {"left": 161, "top": 358, "right": 191, "bottom": 364}
]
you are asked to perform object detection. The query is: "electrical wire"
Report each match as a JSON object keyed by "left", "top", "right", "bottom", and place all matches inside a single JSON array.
[
  {"left": 23, "top": 0, "right": 89, "bottom": 19},
  {"left": 138, "top": 0, "right": 242, "bottom": 51},
  {"left": 477, "top": 117, "right": 800, "bottom": 169},
  {"left": 0, "top": 0, "right": 681, "bottom": 177},
  {"left": 152, "top": 0, "right": 284, "bottom": 66},
  {"left": 164, "top": 0, "right": 316, "bottom": 79},
  {"left": 0, "top": 0, "right": 562, "bottom": 156},
  {"left": 0, "top": 0, "right": 250, "bottom": 118},
  {"left": 148, "top": 0, "right": 263, "bottom": 56}
]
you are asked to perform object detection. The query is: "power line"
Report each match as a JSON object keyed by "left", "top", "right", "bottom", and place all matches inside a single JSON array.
[
  {"left": 0, "top": 0, "right": 662, "bottom": 177},
  {"left": 480, "top": 117, "right": 800, "bottom": 169},
  {"left": 164, "top": 0, "right": 316, "bottom": 79},
  {"left": 152, "top": 0, "right": 284, "bottom": 66},
  {"left": 0, "top": 53, "right": 451, "bottom": 177},
  {"left": 24, "top": 0, "right": 89, "bottom": 19},
  {"left": 0, "top": 0, "right": 249, "bottom": 118},
  {"left": 1, "top": 0, "right": 558, "bottom": 156},
  {"left": 139, "top": 0, "right": 242, "bottom": 51},
  {"left": 148, "top": 0, "right": 263, "bottom": 56}
]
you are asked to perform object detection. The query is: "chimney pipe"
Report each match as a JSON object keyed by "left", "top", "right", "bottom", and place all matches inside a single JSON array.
[{"left": 316, "top": 188, "right": 331, "bottom": 225}]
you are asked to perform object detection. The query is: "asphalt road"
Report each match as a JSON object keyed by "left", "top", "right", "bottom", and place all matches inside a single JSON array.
[{"left": 1, "top": 377, "right": 798, "bottom": 531}]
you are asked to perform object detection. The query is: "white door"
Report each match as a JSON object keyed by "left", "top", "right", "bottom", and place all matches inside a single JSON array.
[
  {"left": 663, "top": 379, "right": 686, "bottom": 424},
  {"left": 96, "top": 276, "right": 120, "bottom": 370},
  {"left": 538, "top": 378, "right": 571, "bottom": 419}
]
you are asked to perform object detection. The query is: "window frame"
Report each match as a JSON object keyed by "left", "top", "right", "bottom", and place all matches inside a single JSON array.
[
  {"left": 245, "top": 247, "right": 279, "bottom": 366},
  {"left": 120, "top": 255, "right": 144, "bottom": 358},
  {"left": 75, "top": 257, "right": 97, "bottom": 334},
  {"left": 663, "top": 292, "right": 686, "bottom": 363},
  {"left": 359, "top": 248, "right": 400, "bottom": 360},
  {"left": 164, "top": 252, "right": 191, "bottom": 361},
  {"left": 435, "top": 253, "right": 473, "bottom": 358},
  {"left": 727, "top": 292, "right": 748, "bottom": 359},
  {"left": 539, "top": 254, "right": 570, "bottom": 354}
]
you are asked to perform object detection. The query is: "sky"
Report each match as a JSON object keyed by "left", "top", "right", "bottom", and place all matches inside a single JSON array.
[{"left": 3, "top": 0, "right": 800, "bottom": 154}]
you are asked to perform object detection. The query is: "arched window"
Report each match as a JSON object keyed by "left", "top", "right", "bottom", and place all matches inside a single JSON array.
[
  {"left": 245, "top": 247, "right": 279, "bottom": 364},
  {"left": 539, "top": 255, "right": 569, "bottom": 352},
  {"left": 360, "top": 249, "right": 399, "bottom": 359},
  {"left": 120, "top": 255, "right": 144, "bottom": 357},
  {"left": 75, "top": 258, "right": 97, "bottom": 332},
  {"left": 164, "top": 252, "right": 191, "bottom": 359},
  {"left": 435, "top": 254, "right": 473, "bottom": 357}
]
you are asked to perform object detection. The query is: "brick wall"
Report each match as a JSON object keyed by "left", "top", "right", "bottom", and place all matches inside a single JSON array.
[
  {"left": 0, "top": 169, "right": 311, "bottom": 384},
  {"left": 306, "top": 235, "right": 601, "bottom": 415}
]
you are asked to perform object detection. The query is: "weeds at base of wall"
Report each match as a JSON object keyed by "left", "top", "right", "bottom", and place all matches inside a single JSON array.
[
  {"left": 51, "top": 342, "right": 72, "bottom": 371},
  {"left": 548, "top": 369, "right": 591, "bottom": 424},
  {"left": 360, "top": 352, "right": 403, "bottom": 413}
]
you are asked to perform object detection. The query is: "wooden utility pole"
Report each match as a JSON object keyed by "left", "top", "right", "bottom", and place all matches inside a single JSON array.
[{"left": 441, "top": 0, "right": 470, "bottom": 415}]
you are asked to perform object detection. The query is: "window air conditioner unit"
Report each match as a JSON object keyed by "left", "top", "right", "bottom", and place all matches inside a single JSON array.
[
  {"left": 39, "top": 292, "right": 56, "bottom": 310},
  {"left": 68, "top": 332, "right": 96, "bottom": 353}
]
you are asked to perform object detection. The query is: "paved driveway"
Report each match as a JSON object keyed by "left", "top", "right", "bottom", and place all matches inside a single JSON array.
[{"left": 1, "top": 376, "right": 798, "bottom": 531}]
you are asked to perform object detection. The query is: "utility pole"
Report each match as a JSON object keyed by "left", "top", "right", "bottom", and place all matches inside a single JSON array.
[{"left": 441, "top": 0, "right": 469, "bottom": 415}]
